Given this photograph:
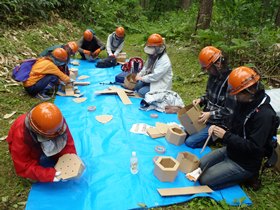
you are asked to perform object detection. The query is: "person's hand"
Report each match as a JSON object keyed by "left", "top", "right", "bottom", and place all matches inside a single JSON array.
[
  {"left": 92, "top": 48, "right": 101, "bottom": 57},
  {"left": 211, "top": 125, "right": 226, "bottom": 139},
  {"left": 110, "top": 54, "right": 115, "bottom": 57},
  {"left": 83, "top": 50, "right": 91, "bottom": 55},
  {"left": 208, "top": 125, "right": 215, "bottom": 136},
  {"left": 135, "top": 74, "right": 142, "bottom": 81},
  {"left": 53, "top": 171, "right": 61, "bottom": 182},
  {"left": 193, "top": 98, "right": 201, "bottom": 106},
  {"left": 198, "top": 111, "right": 210, "bottom": 124}
]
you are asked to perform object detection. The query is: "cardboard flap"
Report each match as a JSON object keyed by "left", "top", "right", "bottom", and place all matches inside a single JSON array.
[
  {"left": 147, "top": 127, "right": 165, "bottom": 139},
  {"left": 94, "top": 86, "right": 132, "bottom": 105},
  {"left": 95, "top": 115, "right": 113, "bottom": 124},
  {"left": 157, "top": 185, "right": 213, "bottom": 196},
  {"left": 54, "top": 154, "right": 85, "bottom": 180},
  {"left": 155, "top": 122, "right": 169, "bottom": 135}
]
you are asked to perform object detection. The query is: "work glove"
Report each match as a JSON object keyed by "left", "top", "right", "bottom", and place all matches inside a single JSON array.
[
  {"left": 92, "top": 48, "right": 101, "bottom": 57},
  {"left": 83, "top": 50, "right": 91, "bottom": 55},
  {"left": 53, "top": 171, "right": 61, "bottom": 182}
]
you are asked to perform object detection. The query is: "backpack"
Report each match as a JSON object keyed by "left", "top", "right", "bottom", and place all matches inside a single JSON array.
[
  {"left": 12, "top": 58, "right": 37, "bottom": 82},
  {"left": 121, "top": 57, "right": 143, "bottom": 73},
  {"left": 96, "top": 56, "right": 117, "bottom": 68}
]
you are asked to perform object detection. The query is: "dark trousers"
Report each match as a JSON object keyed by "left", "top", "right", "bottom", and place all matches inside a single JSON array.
[{"left": 25, "top": 75, "right": 59, "bottom": 96}]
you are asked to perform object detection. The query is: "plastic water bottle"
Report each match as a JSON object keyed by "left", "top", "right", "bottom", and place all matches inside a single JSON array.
[{"left": 130, "top": 151, "right": 138, "bottom": 174}]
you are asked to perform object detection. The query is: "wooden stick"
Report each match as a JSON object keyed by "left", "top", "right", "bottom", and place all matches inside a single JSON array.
[{"left": 200, "top": 135, "right": 211, "bottom": 154}]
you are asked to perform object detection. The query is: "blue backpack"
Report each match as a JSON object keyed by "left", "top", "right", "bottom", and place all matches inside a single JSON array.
[{"left": 12, "top": 58, "right": 37, "bottom": 82}]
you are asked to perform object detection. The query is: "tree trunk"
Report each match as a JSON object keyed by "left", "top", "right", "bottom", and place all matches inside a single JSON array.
[
  {"left": 195, "top": 0, "right": 213, "bottom": 32},
  {"left": 275, "top": 6, "right": 280, "bottom": 27},
  {"left": 181, "top": 0, "right": 192, "bottom": 9}
]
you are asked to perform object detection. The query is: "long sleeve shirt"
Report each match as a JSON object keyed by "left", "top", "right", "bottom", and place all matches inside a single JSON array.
[
  {"left": 23, "top": 58, "right": 70, "bottom": 87},
  {"left": 6, "top": 114, "right": 77, "bottom": 182},
  {"left": 106, "top": 33, "right": 124, "bottom": 56},
  {"left": 200, "top": 69, "right": 235, "bottom": 126},
  {"left": 139, "top": 53, "right": 173, "bottom": 92},
  {"left": 223, "top": 92, "right": 275, "bottom": 173}
]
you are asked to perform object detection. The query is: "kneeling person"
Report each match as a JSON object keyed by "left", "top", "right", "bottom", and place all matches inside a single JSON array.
[{"left": 6, "top": 102, "right": 78, "bottom": 182}]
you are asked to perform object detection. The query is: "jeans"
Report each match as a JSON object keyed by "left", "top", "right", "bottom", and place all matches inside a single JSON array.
[
  {"left": 25, "top": 75, "right": 58, "bottom": 96},
  {"left": 134, "top": 81, "right": 150, "bottom": 98},
  {"left": 185, "top": 124, "right": 211, "bottom": 148},
  {"left": 199, "top": 147, "right": 254, "bottom": 190}
]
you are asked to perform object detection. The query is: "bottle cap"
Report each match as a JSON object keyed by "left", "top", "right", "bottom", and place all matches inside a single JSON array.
[{"left": 132, "top": 151, "right": 136, "bottom": 156}]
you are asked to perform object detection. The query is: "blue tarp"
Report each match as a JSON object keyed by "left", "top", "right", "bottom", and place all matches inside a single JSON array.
[{"left": 26, "top": 59, "right": 252, "bottom": 210}]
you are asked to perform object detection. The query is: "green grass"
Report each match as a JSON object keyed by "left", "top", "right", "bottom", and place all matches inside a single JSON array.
[{"left": 0, "top": 17, "right": 279, "bottom": 210}]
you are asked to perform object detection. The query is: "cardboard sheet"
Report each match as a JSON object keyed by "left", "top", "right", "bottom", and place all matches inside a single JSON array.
[{"left": 26, "top": 59, "right": 252, "bottom": 210}]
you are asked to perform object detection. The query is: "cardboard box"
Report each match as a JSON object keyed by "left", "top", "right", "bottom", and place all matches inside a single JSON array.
[
  {"left": 274, "top": 135, "right": 280, "bottom": 172},
  {"left": 55, "top": 154, "right": 85, "bottom": 180},
  {"left": 176, "top": 152, "right": 200, "bottom": 173},
  {"left": 165, "top": 127, "right": 187, "bottom": 146},
  {"left": 116, "top": 52, "right": 127, "bottom": 64},
  {"left": 124, "top": 74, "right": 137, "bottom": 90},
  {"left": 177, "top": 104, "right": 206, "bottom": 135},
  {"left": 154, "top": 156, "right": 180, "bottom": 182}
]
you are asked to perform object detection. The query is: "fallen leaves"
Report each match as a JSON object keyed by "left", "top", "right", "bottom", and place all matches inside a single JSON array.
[{"left": 3, "top": 111, "right": 16, "bottom": 119}]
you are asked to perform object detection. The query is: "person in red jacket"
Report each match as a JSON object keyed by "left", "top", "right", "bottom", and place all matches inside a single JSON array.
[{"left": 6, "top": 102, "right": 77, "bottom": 182}]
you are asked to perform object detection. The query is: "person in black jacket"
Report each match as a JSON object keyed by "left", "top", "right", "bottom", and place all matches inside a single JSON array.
[
  {"left": 77, "top": 29, "right": 105, "bottom": 61},
  {"left": 198, "top": 66, "right": 276, "bottom": 190}
]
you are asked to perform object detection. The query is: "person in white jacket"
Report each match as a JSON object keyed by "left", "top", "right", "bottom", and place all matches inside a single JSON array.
[
  {"left": 135, "top": 33, "right": 173, "bottom": 97},
  {"left": 106, "top": 26, "right": 125, "bottom": 57}
]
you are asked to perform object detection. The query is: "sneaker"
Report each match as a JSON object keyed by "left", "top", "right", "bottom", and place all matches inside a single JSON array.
[{"left": 35, "top": 93, "right": 51, "bottom": 101}]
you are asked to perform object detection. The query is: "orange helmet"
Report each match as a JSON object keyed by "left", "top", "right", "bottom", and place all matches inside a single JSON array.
[
  {"left": 146, "top": 33, "right": 164, "bottom": 47},
  {"left": 115, "top": 26, "right": 125, "bottom": 38},
  {"left": 29, "top": 102, "right": 65, "bottom": 138},
  {"left": 52, "top": 48, "right": 68, "bottom": 62},
  {"left": 84, "top": 29, "right": 93, "bottom": 41},
  {"left": 67, "top": 41, "right": 78, "bottom": 54},
  {"left": 228, "top": 66, "right": 260, "bottom": 95},
  {"left": 198, "top": 46, "right": 222, "bottom": 69}
]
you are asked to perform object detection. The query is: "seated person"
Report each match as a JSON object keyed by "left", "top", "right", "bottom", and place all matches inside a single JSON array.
[
  {"left": 24, "top": 48, "right": 71, "bottom": 101},
  {"left": 39, "top": 42, "right": 78, "bottom": 76},
  {"left": 198, "top": 67, "right": 277, "bottom": 190},
  {"left": 39, "top": 41, "right": 78, "bottom": 62},
  {"left": 6, "top": 102, "right": 78, "bottom": 182},
  {"left": 78, "top": 29, "right": 105, "bottom": 61},
  {"left": 106, "top": 26, "right": 125, "bottom": 57},
  {"left": 185, "top": 46, "right": 235, "bottom": 148},
  {"left": 135, "top": 33, "right": 172, "bottom": 98}
]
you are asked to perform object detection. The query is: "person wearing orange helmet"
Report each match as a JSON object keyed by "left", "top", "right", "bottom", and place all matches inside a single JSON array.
[
  {"left": 135, "top": 33, "right": 173, "bottom": 97},
  {"left": 77, "top": 29, "right": 105, "bottom": 61},
  {"left": 106, "top": 26, "right": 125, "bottom": 57},
  {"left": 6, "top": 102, "right": 78, "bottom": 182},
  {"left": 39, "top": 42, "right": 78, "bottom": 77},
  {"left": 24, "top": 48, "right": 71, "bottom": 100},
  {"left": 197, "top": 66, "right": 277, "bottom": 190},
  {"left": 39, "top": 41, "right": 78, "bottom": 61},
  {"left": 185, "top": 46, "right": 236, "bottom": 148}
]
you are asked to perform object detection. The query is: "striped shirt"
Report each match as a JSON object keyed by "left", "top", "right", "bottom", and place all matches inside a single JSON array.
[{"left": 200, "top": 68, "right": 236, "bottom": 126}]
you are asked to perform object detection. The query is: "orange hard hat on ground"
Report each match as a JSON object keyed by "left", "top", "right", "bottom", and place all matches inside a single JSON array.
[
  {"left": 52, "top": 48, "right": 68, "bottom": 62},
  {"left": 115, "top": 27, "right": 125, "bottom": 38},
  {"left": 84, "top": 29, "right": 93, "bottom": 41},
  {"left": 228, "top": 66, "right": 260, "bottom": 95},
  {"left": 198, "top": 46, "right": 222, "bottom": 69},
  {"left": 29, "top": 102, "right": 65, "bottom": 138},
  {"left": 146, "top": 33, "right": 164, "bottom": 47},
  {"left": 67, "top": 41, "right": 78, "bottom": 54}
]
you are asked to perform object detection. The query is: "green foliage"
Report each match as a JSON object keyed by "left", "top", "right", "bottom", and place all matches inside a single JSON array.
[{"left": 0, "top": 0, "right": 61, "bottom": 25}]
